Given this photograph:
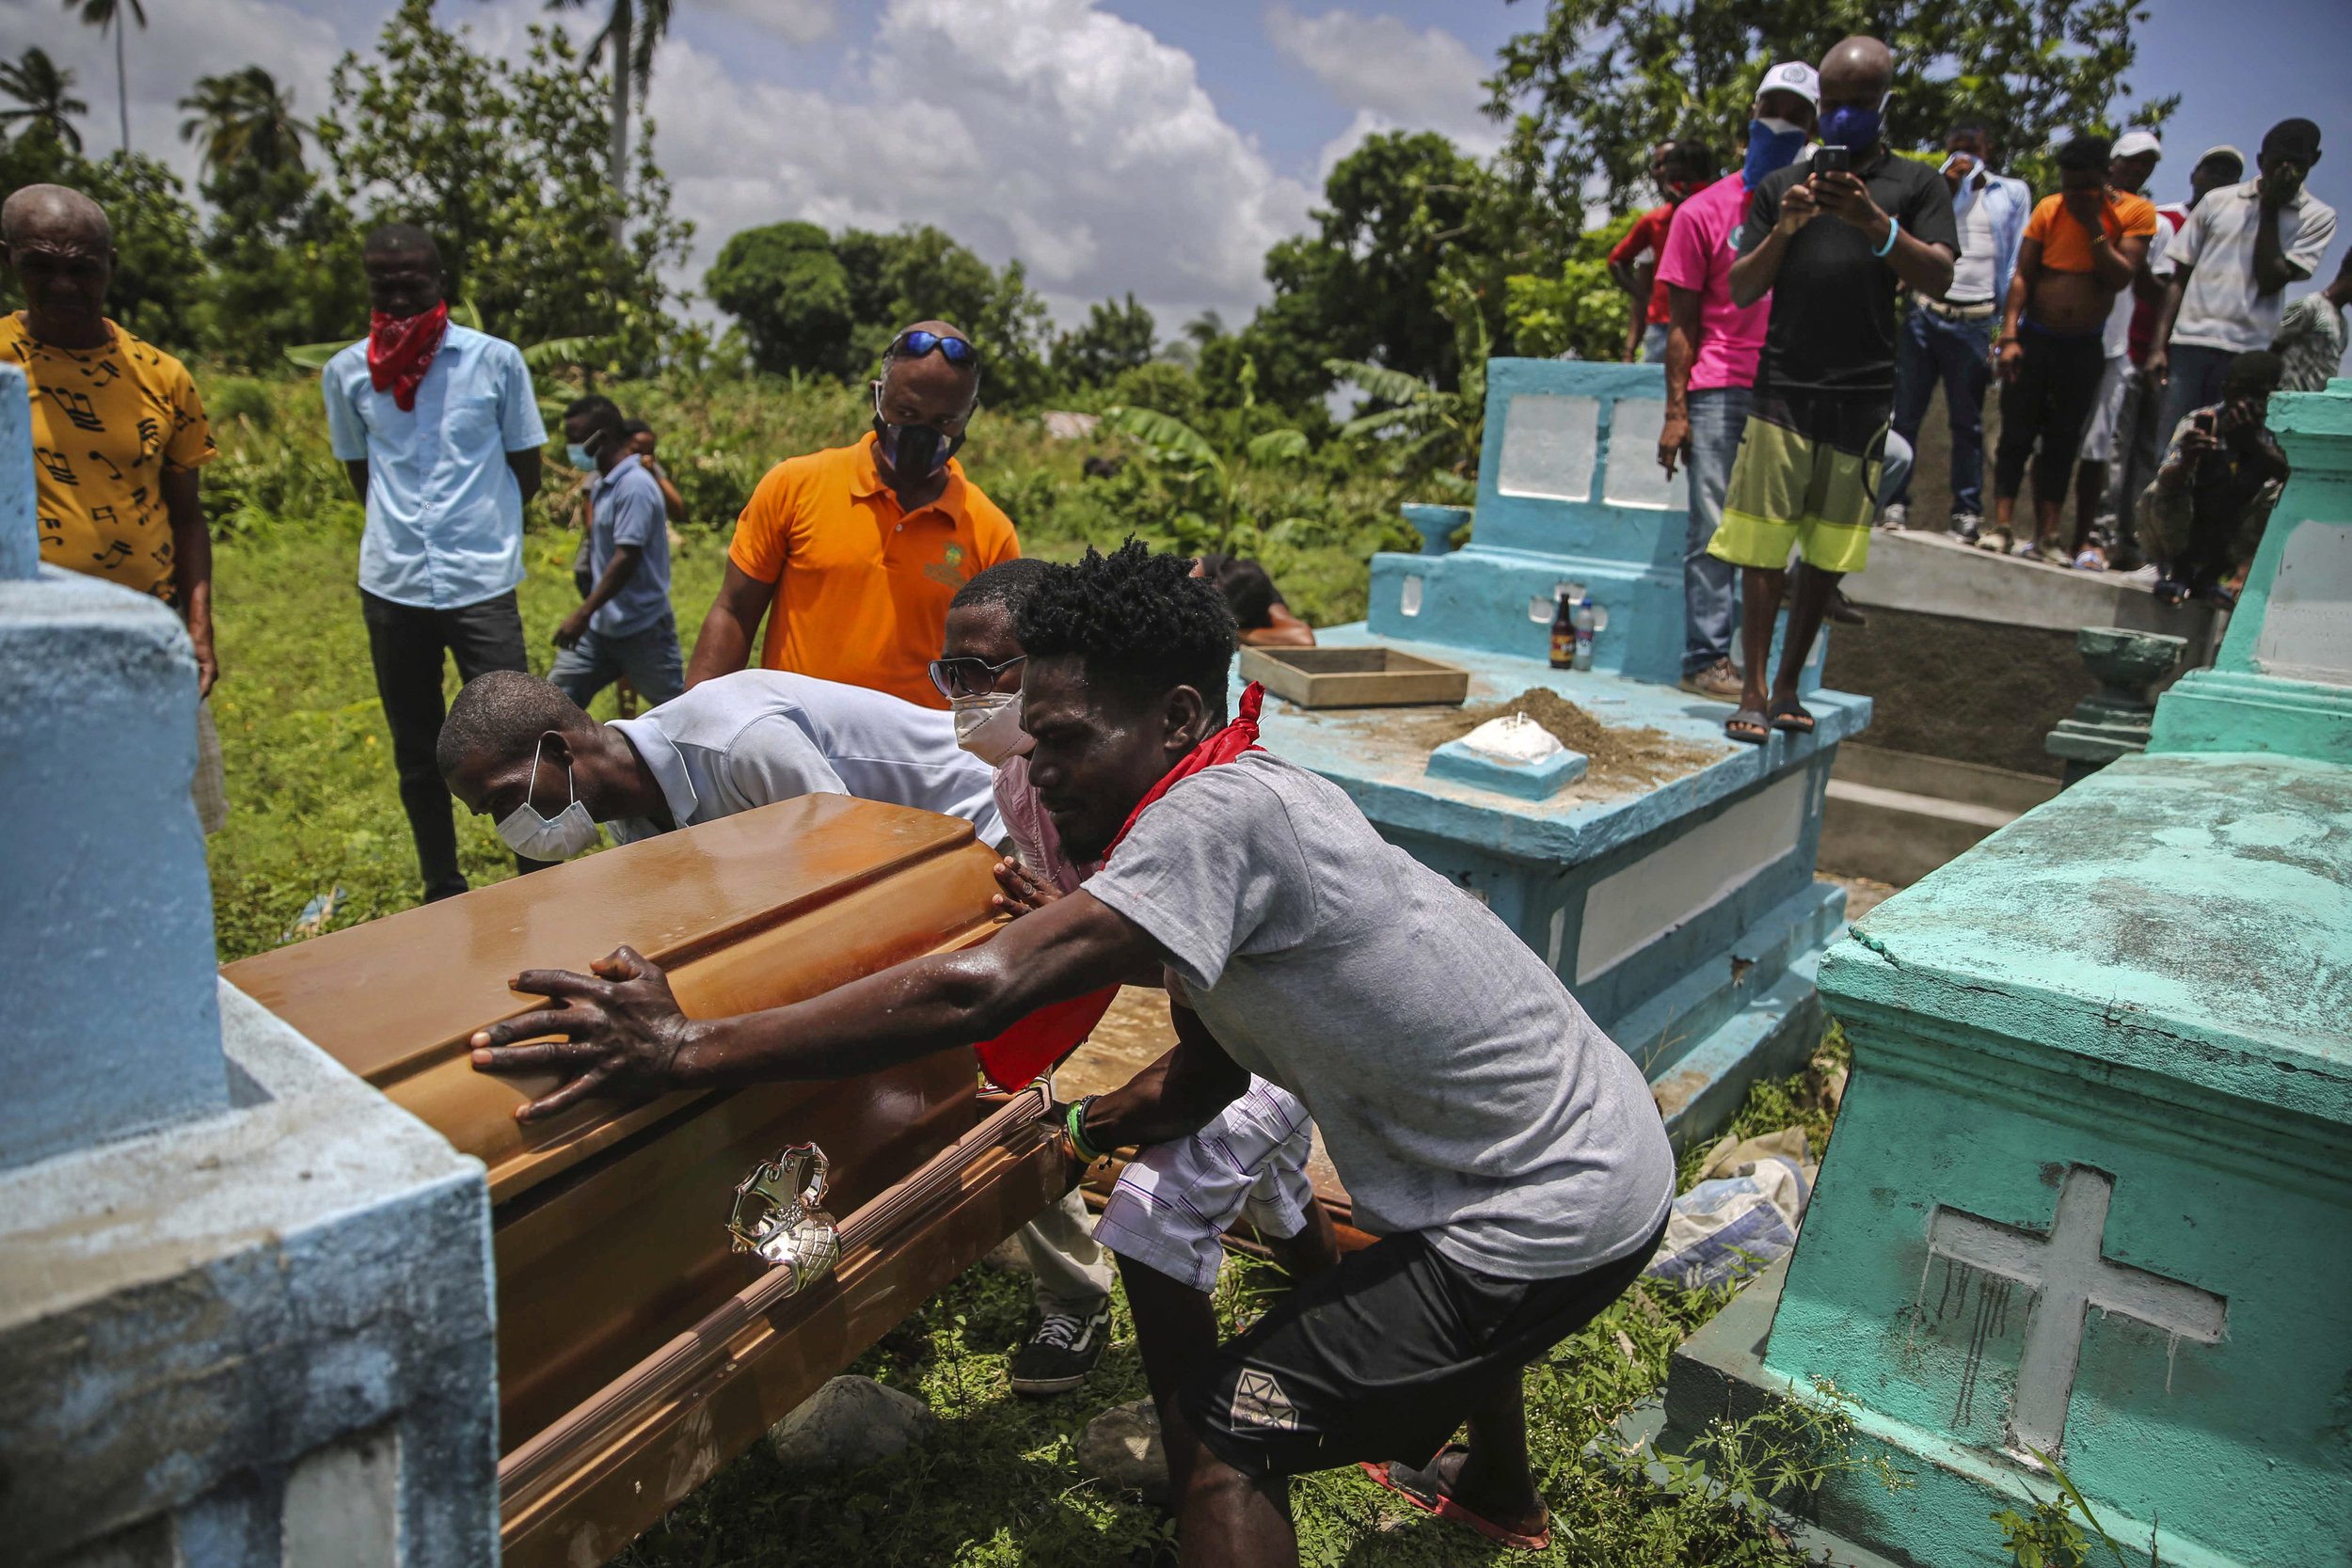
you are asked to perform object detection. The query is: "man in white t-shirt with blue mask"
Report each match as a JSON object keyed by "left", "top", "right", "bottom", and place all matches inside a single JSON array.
[{"left": 469, "top": 543, "right": 1677, "bottom": 1566}]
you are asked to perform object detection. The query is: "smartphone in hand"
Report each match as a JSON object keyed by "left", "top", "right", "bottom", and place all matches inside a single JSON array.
[{"left": 1815, "top": 145, "right": 1852, "bottom": 175}]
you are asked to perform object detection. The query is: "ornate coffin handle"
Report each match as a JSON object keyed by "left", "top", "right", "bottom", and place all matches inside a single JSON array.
[{"left": 726, "top": 1143, "right": 840, "bottom": 1294}]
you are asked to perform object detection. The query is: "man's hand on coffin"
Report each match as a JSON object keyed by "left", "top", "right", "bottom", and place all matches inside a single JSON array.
[
  {"left": 473, "top": 889, "right": 1162, "bottom": 1106},
  {"left": 990, "top": 857, "right": 1062, "bottom": 917},
  {"left": 470, "top": 945, "right": 699, "bottom": 1123}
]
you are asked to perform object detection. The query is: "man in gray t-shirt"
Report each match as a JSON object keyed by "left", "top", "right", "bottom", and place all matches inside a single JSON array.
[
  {"left": 1086, "top": 747, "right": 1672, "bottom": 1279},
  {"left": 470, "top": 544, "right": 1675, "bottom": 1566}
]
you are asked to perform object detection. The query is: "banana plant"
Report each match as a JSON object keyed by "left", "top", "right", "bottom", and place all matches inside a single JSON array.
[
  {"left": 1326, "top": 275, "right": 1489, "bottom": 501},
  {"left": 1101, "top": 404, "right": 1312, "bottom": 558}
]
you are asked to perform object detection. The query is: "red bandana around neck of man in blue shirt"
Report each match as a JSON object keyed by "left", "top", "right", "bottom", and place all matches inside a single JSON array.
[
  {"left": 973, "top": 683, "right": 1267, "bottom": 1091},
  {"left": 367, "top": 299, "right": 451, "bottom": 413}
]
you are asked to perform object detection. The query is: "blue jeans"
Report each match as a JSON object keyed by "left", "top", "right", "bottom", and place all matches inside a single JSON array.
[
  {"left": 549, "top": 611, "right": 685, "bottom": 709},
  {"left": 2154, "top": 343, "right": 2238, "bottom": 464},
  {"left": 1684, "top": 386, "right": 1750, "bottom": 672},
  {"left": 1890, "top": 303, "right": 1993, "bottom": 515},
  {"left": 1641, "top": 322, "right": 1670, "bottom": 363}
]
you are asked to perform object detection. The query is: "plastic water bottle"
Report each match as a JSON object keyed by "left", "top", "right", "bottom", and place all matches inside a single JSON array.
[{"left": 1571, "top": 597, "right": 1597, "bottom": 671}]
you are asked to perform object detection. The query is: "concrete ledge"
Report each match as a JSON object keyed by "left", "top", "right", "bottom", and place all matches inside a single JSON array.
[
  {"left": 1846, "top": 529, "right": 2222, "bottom": 645},
  {"left": 0, "top": 982, "right": 498, "bottom": 1567}
]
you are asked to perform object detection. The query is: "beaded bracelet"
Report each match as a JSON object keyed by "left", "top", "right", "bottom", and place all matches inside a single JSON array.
[
  {"left": 1874, "top": 216, "right": 1901, "bottom": 259},
  {"left": 1065, "top": 1096, "right": 1106, "bottom": 1164}
]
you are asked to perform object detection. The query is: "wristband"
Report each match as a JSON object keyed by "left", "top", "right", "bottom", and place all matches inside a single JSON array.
[
  {"left": 1873, "top": 216, "right": 1900, "bottom": 259},
  {"left": 1065, "top": 1096, "right": 1106, "bottom": 1164}
]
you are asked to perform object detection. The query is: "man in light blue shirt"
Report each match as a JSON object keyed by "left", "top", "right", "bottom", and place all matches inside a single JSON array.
[
  {"left": 550, "top": 395, "right": 683, "bottom": 710},
  {"left": 321, "top": 224, "right": 548, "bottom": 901},
  {"left": 1883, "top": 121, "right": 2030, "bottom": 537}
]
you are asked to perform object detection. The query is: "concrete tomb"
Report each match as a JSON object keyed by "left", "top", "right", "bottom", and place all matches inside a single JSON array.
[
  {"left": 1661, "top": 379, "right": 2352, "bottom": 1567},
  {"left": 0, "top": 364, "right": 501, "bottom": 1568},
  {"left": 1259, "top": 357, "right": 1869, "bottom": 1141}
]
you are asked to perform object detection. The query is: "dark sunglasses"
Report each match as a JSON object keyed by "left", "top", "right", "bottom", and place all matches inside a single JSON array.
[
  {"left": 893, "top": 329, "right": 979, "bottom": 367},
  {"left": 930, "top": 652, "right": 1025, "bottom": 700}
]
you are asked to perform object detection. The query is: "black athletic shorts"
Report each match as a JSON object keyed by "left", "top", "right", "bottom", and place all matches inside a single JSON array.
[{"left": 1180, "top": 1222, "right": 1666, "bottom": 1480}]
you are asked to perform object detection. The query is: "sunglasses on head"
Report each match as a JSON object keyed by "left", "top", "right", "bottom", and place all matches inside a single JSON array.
[
  {"left": 930, "top": 652, "right": 1025, "bottom": 700},
  {"left": 893, "top": 329, "right": 979, "bottom": 367}
]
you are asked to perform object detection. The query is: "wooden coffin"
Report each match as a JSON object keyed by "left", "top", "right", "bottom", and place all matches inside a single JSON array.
[{"left": 221, "top": 795, "right": 1072, "bottom": 1568}]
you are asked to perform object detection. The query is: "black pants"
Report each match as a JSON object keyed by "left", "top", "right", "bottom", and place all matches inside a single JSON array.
[
  {"left": 1995, "top": 321, "right": 2107, "bottom": 508},
  {"left": 360, "top": 589, "right": 548, "bottom": 900}
]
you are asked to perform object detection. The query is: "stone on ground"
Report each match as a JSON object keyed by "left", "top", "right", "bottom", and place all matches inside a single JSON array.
[
  {"left": 1077, "top": 1397, "right": 1169, "bottom": 1505},
  {"left": 766, "top": 1375, "right": 936, "bottom": 1475}
]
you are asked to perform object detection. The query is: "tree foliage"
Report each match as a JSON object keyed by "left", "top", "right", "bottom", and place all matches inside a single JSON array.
[
  {"left": 1052, "top": 293, "right": 1156, "bottom": 389},
  {"left": 317, "top": 0, "right": 691, "bottom": 371},
  {"left": 179, "top": 66, "right": 310, "bottom": 177},
  {"left": 0, "top": 129, "right": 204, "bottom": 350},
  {"left": 1, "top": 48, "right": 88, "bottom": 153},
  {"left": 706, "top": 219, "right": 1055, "bottom": 402},
  {"left": 1487, "top": 0, "right": 2175, "bottom": 221},
  {"left": 706, "top": 221, "right": 852, "bottom": 378}
]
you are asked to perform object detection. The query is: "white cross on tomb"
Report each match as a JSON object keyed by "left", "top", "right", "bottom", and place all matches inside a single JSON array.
[{"left": 1927, "top": 1165, "right": 2226, "bottom": 1459}]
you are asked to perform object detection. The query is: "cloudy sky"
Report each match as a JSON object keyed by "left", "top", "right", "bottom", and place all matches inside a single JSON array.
[{"left": 3, "top": 0, "right": 2344, "bottom": 336}]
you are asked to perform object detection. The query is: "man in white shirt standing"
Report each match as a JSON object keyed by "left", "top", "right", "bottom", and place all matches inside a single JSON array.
[
  {"left": 433, "top": 667, "right": 1005, "bottom": 858},
  {"left": 323, "top": 225, "right": 548, "bottom": 901},
  {"left": 1883, "top": 121, "right": 2030, "bottom": 539},
  {"left": 2149, "top": 119, "right": 2336, "bottom": 457}
]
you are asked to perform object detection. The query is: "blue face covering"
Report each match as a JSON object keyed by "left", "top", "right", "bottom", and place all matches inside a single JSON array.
[
  {"left": 1744, "top": 119, "right": 1809, "bottom": 188},
  {"left": 1820, "top": 94, "right": 1889, "bottom": 155}
]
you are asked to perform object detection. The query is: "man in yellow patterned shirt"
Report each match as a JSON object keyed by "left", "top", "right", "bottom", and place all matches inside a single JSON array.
[{"left": 2, "top": 183, "right": 226, "bottom": 829}]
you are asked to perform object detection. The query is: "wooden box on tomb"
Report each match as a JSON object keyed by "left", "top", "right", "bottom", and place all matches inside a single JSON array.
[{"left": 220, "top": 795, "right": 1073, "bottom": 1568}]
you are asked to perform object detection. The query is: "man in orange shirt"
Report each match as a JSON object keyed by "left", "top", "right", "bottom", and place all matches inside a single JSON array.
[
  {"left": 1989, "top": 135, "right": 2156, "bottom": 562},
  {"left": 685, "top": 321, "right": 1020, "bottom": 705}
]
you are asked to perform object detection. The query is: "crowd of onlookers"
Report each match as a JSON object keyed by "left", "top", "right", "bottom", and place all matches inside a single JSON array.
[{"left": 1614, "top": 67, "right": 2338, "bottom": 736}]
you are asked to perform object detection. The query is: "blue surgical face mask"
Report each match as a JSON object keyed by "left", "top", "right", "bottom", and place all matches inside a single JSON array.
[
  {"left": 566, "top": 442, "right": 596, "bottom": 469},
  {"left": 1745, "top": 118, "right": 1809, "bottom": 187},
  {"left": 1819, "top": 92, "right": 1891, "bottom": 155}
]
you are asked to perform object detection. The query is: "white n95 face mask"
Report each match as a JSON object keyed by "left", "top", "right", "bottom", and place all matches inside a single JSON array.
[
  {"left": 951, "top": 691, "right": 1031, "bottom": 768},
  {"left": 497, "top": 736, "right": 600, "bottom": 860}
]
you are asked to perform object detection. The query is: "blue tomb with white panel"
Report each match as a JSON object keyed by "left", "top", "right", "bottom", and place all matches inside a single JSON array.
[{"left": 1257, "top": 357, "right": 1870, "bottom": 1142}]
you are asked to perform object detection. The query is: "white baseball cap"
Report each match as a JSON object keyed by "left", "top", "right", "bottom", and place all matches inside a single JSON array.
[
  {"left": 1758, "top": 61, "right": 1820, "bottom": 108},
  {"left": 2113, "top": 130, "right": 2163, "bottom": 161}
]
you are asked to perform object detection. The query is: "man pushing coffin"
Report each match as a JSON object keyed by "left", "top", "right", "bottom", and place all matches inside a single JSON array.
[{"left": 468, "top": 543, "right": 1676, "bottom": 1567}]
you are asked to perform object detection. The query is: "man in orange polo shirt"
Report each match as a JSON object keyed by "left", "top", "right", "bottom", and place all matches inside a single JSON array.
[{"left": 685, "top": 321, "right": 1020, "bottom": 705}]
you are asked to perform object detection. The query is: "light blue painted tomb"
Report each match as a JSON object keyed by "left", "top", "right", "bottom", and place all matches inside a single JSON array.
[
  {"left": 1255, "top": 357, "right": 1870, "bottom": 1139},
  {"left": 1661, "top": 379, "right": 2352, "bottom": 1567}
]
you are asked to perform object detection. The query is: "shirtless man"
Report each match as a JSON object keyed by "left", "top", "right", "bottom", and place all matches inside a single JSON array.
[{"left": 1987, "top": 135, "right": 2156, "bottom": 562}]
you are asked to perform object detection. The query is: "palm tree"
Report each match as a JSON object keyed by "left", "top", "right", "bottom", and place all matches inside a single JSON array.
[
  {"left": 545, "top": 0, "right": 674, "bottom": 247},
  {"left": 60, "top": 0, "right": 147, "bottom": 155},
  {"left": 0, "top": 48, "right": 88, "bottom": 153},
  {"left": 178, "top": 66, "right": 309, "bottom": 177}
]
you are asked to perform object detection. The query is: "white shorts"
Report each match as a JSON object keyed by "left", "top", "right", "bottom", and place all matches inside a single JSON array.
[
  {"left": 1093, "top": 1076, "right": 1316, "bottom": 1293},
  {"left": 2078, "top": 355, "right": 2132, "bottom": 463}
]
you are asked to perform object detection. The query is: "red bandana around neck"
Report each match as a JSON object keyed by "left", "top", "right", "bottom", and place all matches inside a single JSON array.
[
  {"left": 367, "top": 301, "right": 450, "bottom": 412},
  {"left": 974, "top": 683, "right": 1267, "bottom": 1091}
]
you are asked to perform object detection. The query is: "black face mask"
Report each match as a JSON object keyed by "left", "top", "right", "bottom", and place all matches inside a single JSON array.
[{"left": 871, "top": 387, "right": 965, "bottom": 499}]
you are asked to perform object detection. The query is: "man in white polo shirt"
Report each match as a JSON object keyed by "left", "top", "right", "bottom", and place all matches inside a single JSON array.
[
  {"left": 432, "top": 667, "right": 1004, "bottom": 859},
  {"left": 2149, "top": 119, "right": 2336, "bottom": 457}
]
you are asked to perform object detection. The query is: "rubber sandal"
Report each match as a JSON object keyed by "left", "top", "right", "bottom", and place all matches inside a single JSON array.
[
  {"left": 1725, "top": 708, "right": 1771, "bottom": 745},
  {"left": 1359, "top": 1448, "right": 1553, "bottom": 1552},
  {"left": 1768, "top": 698, "right": 1816, "bottom": 735}
]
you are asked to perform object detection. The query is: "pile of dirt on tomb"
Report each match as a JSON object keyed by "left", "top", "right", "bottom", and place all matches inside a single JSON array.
[{"left": 1376, "top": 687, "right": 1720, "bottom": 790}]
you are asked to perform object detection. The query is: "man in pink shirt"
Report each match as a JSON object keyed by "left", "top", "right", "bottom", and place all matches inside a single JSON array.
[{"left": 1657, "top": 62, "right": 1820, "bottom": 699}]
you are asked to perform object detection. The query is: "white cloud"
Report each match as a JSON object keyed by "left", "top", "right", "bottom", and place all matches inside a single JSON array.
[
  {"left": 1, "top": 0, "right": 1314, "bottom": 331},
  {"left": 0, "top": 0, "right": 346, "bottom": 185},
  {"left": 645, "top": 0, "right": 1314, "bottom": 328},
  {"left": 699, "top": 0, "right": 840, "bottom": 46},
  {"left": 1263, "top": 3, "right": 1501, "bottom": 171}
]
